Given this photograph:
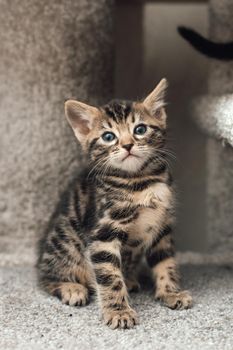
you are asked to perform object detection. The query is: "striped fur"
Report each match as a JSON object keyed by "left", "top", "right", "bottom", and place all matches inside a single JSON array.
[{"left": 37, "top": 79, "right": 192, "bottom": 329}]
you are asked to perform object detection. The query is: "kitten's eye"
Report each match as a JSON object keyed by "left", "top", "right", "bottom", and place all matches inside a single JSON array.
[
  {"left": 102, "top": 132, "right": 116, "bottom": 142},
  {"left": 134, "top": 124, "right": 147, "bottom": 136}
]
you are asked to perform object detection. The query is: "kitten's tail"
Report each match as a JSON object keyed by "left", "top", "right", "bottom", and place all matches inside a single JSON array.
[{"left": 178, "top": 26, "right": 233, "bottom": 61}]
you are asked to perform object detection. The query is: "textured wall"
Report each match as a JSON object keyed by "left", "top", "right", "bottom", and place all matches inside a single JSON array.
[
  {"left": 193, "top": 0, "right": 233, "bottom": 253},
  {"left": 207, "top": 140, "right": 233, "bottom": 252},
  {"left": 0, "top": 0, "right": 114, "bottom": 265},
  {"left": 206, "top": 0, "right": 233, "bottom": 253}
]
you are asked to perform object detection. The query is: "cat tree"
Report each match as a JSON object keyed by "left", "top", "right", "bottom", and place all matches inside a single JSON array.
[
  {"left": 1, "top": 2, "right": 233, "bottom": 348},
  {"left": 192, "top": 0, "right": 233, "bottom": 253},
  {"left": 0, "top": 0, "right": 114, "bottom": 265}
]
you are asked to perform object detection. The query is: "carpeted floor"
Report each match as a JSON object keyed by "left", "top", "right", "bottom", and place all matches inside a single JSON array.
[{"left": 1, "top": 264, "right": 233, "bottom": 350}]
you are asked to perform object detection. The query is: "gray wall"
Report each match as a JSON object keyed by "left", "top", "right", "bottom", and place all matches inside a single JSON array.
[
  {"left": 0, "top": 0, "right": 114, "bottom": 265},
  {"left": 116, "top": 2, "right": 209, "bottom": 251}
]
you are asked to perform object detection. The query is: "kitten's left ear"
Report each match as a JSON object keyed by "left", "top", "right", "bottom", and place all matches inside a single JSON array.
[{"left": 143, "top": 78, "right": 168, "bottom": 126}]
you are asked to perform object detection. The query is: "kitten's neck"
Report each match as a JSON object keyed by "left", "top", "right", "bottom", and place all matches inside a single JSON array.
[{"left": 86, "top": 155, "right": 167, "bottom": 181}]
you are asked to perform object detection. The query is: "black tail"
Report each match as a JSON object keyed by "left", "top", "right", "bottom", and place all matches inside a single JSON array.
[{"left": 178, "top": 26, "right": 233, "bottom": 61}]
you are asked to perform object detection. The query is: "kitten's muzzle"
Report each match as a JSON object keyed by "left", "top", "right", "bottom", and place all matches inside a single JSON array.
[{"left": 121, "top": 151, "right": 140, "bottom": 162}]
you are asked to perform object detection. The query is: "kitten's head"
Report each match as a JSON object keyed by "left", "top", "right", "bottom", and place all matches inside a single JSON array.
[{"left": 65, "top": 78, "right": 168, "bottom": 174}]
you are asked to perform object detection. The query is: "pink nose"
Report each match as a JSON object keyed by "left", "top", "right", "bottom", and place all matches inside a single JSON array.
[{"left": 122, "top": 144, "right": 133, "bottom": 152}]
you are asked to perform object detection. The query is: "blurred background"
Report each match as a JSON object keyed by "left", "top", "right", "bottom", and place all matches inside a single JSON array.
[{"left": 0, "top": 0, "right": 232, "bottom": 265}]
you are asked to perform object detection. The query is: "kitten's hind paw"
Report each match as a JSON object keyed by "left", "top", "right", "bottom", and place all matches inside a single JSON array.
[
  {"left": 54, "top": 282, "right": 89, "bottom": 307},
  {"left": 157, "top": 290, "right": 193, "bottom": 310},
  {"left": 103, "top": 308, "right": 139, "bottom": 329}
]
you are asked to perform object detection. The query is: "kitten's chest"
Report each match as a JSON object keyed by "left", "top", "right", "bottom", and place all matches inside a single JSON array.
[
  {"left": 104, "top": 182, "right": 173, "bottom": 247},
  {"left": 130, "top": 185, "right": 172, "bottom": 244}
]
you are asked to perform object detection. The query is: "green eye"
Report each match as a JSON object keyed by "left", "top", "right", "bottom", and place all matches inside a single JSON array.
[
  {"left": 102, "top": 132, "right": 116, "bottom": 142},
  {"left": 134, "top": 124, "right": 147, "bottom": 135}
]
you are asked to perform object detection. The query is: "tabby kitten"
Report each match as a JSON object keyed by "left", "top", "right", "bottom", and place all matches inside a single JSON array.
[{"left": 37, "top": 79, "right": 192, "bottom": 329}]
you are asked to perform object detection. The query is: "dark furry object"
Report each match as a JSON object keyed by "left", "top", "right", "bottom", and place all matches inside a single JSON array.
[{"left": 178, "top": 26, "right": 233, "bottom": 60}]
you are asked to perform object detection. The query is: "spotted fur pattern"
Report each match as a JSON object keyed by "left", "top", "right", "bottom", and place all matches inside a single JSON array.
[{"left": 37, "top": 79, "right": 192, "bottom": 329}]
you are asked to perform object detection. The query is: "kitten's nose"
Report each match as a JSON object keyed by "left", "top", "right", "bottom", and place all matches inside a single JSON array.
[{"left": 122, "top": 143, "right": 133, "bottom": 152}]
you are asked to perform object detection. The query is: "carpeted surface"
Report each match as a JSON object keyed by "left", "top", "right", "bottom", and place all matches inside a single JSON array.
[{"left": 1, "top": 264, "right": 233, "bottom": 350}]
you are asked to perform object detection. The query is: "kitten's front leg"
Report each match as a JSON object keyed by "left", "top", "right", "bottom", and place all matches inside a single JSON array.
[
  {"left": 146, "top": 230, "right": 192, "bottom": 310},
  {"left": 89, "top": 236, "right": 138, "bottom": 329}
]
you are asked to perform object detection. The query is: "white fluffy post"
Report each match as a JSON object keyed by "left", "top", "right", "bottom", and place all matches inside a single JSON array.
[{"left": 193, "top": 0, "right": 233, "bottom": 253}]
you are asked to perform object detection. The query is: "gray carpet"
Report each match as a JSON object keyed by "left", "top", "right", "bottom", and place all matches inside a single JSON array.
[{"left": 1, "top": 264, "right": 233, "bottom": 350}]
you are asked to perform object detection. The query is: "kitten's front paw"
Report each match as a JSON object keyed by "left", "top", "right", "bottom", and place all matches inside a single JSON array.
[
  {"left": 103, "top": 308, "right": 139, "bottom": 329},
  {"left": 157, "top": 290, "right": 192, "bottom": 310}
]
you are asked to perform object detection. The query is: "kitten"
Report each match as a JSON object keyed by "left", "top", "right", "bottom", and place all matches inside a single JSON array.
[{"left": 37, "top": 79, "right": 192, "bottom": 329}]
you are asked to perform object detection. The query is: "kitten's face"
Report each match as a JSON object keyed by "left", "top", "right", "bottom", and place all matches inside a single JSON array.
[
  {"left": 65, "top": 79, "right": 168, "bottom": 174},
  {"left": 85, "top": 102, "right": 166, "bottom": 173}
]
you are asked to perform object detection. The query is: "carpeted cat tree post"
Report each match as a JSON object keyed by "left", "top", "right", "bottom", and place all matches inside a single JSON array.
[
  {"left": 191, "top": 0, "right": 233, "bottom": 254},
  {"left": 0, "top": 0, "right": 114, "bottom": 265}
]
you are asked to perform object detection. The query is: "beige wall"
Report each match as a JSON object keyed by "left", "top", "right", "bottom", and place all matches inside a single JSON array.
[{"left": 116, "top": 2, "right": 209, "bottom": 251}]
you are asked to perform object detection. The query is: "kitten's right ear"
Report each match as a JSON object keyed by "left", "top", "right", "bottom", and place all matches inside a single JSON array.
[{"left": 65, "top": 100, "right": 99, "bottom": 143}]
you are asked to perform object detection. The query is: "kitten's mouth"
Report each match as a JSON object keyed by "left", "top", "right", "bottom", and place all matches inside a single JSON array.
[{"left": 121, "top": 153, "right": 140, "bottom": 162}]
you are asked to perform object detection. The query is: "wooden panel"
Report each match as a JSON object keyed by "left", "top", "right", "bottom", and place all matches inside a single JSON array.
[{"left": 115, "top": 2, "right": 144, "bottom": 99}]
